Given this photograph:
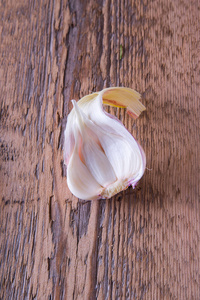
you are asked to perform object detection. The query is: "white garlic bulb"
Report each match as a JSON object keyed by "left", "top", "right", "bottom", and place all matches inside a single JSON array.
[{"left": 64, "top": 87, "right": 146, "bottom": 200}]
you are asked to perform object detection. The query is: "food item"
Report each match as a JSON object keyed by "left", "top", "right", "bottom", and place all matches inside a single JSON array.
[{"left": 64, "top": 87, "right": 146, "bottom": 200}]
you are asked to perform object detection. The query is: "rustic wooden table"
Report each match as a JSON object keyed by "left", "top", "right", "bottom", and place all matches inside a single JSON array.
[{"left": 0, "top": 0, "right": 199, "bottom": 299}]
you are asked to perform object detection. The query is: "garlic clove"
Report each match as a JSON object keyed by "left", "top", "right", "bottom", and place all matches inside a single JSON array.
[{"left": 64, "top": 87, "right": 146, "bottom": 200}]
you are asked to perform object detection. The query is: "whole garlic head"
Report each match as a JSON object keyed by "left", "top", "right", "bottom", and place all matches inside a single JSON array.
[{"left": 64, "top": 87, "right": 146, "bottom": 200}]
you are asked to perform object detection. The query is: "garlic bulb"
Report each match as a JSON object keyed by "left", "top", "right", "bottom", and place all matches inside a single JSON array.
[{"left": 64, "top": 87, "right": 146, "bottom": 200}]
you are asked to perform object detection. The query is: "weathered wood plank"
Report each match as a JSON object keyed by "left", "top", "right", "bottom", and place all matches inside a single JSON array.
[{"left": 0, "top": 0, "right": 199, "bottom": 299}]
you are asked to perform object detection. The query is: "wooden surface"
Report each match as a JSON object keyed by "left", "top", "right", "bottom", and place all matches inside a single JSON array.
[{"left": 0, "top": 0, "right": 199, "bottom": 299}]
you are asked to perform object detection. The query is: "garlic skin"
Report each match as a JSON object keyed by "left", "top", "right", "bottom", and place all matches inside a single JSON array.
[{"left": 64, "top": 87, "right": 146, "bottom": 200}]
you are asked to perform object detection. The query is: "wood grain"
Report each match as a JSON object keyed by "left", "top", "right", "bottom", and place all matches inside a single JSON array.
[{"left": 0, "top": 0, "right": 199, "bottom": 299}]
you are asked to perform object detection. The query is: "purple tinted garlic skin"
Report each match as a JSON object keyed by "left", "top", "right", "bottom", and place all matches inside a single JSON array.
[{"left": 64, "top": 87, "right": 146, "bottom": 200}]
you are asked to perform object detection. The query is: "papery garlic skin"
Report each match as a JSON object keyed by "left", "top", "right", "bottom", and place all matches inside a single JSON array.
[{"left": 64, "top": 87, "right": 146, "bottom": 200}]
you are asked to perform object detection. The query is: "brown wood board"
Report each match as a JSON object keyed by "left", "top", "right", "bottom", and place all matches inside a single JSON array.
[{"left": 0, "top": 0, "right": 199, "bottom": 299}]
